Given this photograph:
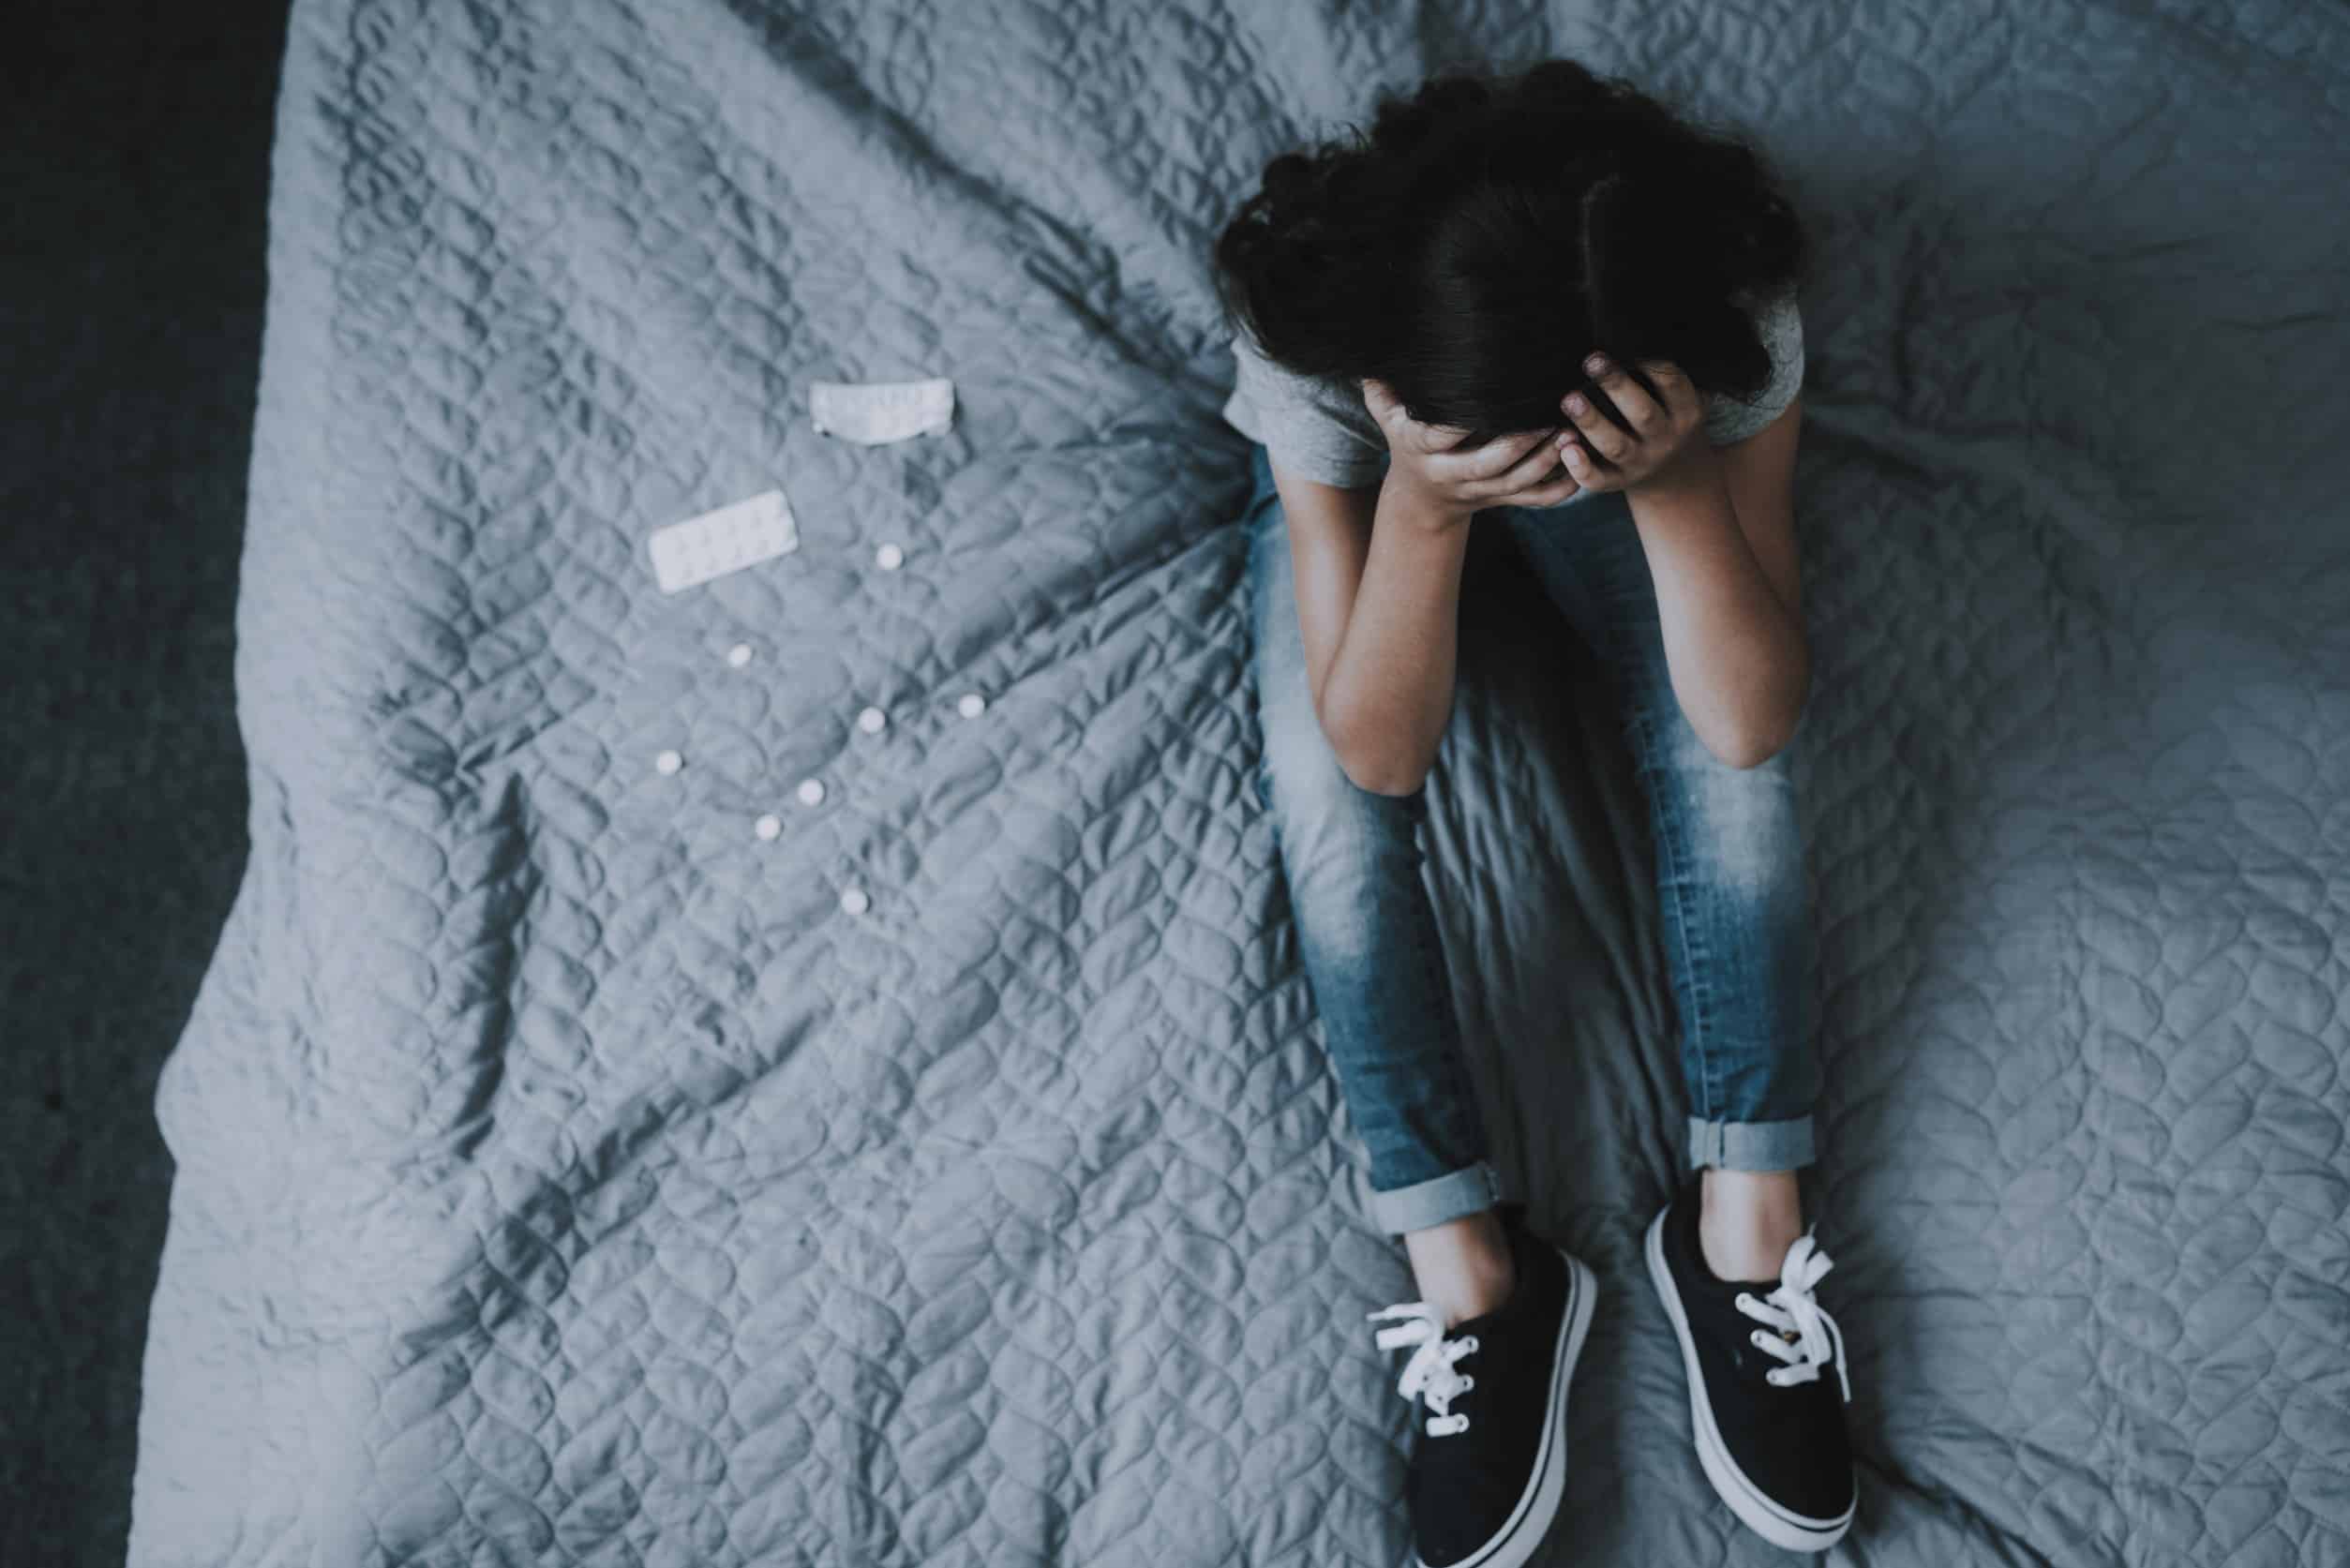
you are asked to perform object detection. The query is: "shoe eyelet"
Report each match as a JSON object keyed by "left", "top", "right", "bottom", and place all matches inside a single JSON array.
[
  {"left": 1459, "top": 1337, "right": 1477, "bottom": 1353},
  {"left": 1459, "top": 1376, "right": 1474, "bottom": 1392}
]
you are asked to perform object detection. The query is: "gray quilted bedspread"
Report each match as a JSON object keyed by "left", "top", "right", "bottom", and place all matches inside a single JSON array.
[{"left": 129, "top": 2, "right": 2350, "bottom": 1564}]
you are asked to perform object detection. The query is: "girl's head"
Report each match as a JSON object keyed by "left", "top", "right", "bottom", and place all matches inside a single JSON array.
[{"left": 1212, "top": 59, "right": 1810, "bottom": 450}]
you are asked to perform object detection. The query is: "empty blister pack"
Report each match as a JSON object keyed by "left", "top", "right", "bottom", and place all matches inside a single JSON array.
[{"left": 809, "top": 377, "right": 956, "bottom": 445}]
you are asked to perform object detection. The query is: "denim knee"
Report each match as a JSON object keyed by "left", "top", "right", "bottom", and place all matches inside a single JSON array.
[{"left": 1254, "top": 716, "right": 1429, "bottom": 919}]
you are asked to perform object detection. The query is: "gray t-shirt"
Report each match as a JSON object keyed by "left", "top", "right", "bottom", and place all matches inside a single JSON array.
[{"left": 1220, "top": 285, "right": 1805, "bottom": 492}]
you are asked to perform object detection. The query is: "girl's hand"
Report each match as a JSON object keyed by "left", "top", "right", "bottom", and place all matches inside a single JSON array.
[
  {"left": 1553, "top": 355, "right": 1712, "bottom": 495},
  {"left": 1363, "top": 379, "right": 1584, "bottom": 525}
]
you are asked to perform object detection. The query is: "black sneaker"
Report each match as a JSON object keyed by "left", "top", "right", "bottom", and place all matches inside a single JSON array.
[
  {"left": 1644, "top": 1177, "right": 1857, "bottom": 1552},
  {"left": 1366, "top": 1200, "right": 1596, "bottom": 1568}
]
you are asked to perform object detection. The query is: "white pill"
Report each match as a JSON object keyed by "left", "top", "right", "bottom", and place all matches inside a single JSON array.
[
  {"left": 956, "top": 693, "right": 986, "bottom": 719},
  {"left": 754, "top": 814, "right": 782, "bottom": 841},
  {"left": 796, "top": 777, "right": 826, "bottom": 806},
  {"left": 655, "top": 750, "right": 684, "bottom": 775},
  {"left": 839, "top": 886, "right": 870, "bottom": 915},
  {"left": 857, "top": 705, "right": 887, "bottom": 734},
  {"left": 876, "top": 543, "right": 905, "bottom": 570},
  {"left": 727, "top": 643, "right": 754, "bottom": 667}
]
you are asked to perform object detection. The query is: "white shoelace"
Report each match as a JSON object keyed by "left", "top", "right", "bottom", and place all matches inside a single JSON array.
[
  {"left": 1733, "top": 1233, "right": 1851, "bottom": 1402},
  {"left": 1366, "top": 1301, "right": 1480, "bottom": 1437}
]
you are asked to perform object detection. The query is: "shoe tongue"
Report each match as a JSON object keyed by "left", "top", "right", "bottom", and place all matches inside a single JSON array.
[{"left": 1720, "top": 1274, "right": 1807, "bottom": 1356}]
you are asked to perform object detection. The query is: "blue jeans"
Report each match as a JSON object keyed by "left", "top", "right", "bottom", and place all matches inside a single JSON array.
[{"left": 1243, "top": 441, "right": 1822, "bottom": 1235}]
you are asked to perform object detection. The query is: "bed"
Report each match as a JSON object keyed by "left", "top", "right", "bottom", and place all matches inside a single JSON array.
[{"left": 130, "top": 2, "right": 2350, "bottom": 1563}]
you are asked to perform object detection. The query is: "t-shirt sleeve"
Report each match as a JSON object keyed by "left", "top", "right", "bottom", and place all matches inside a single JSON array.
[
  {"left": 1220, "top": 328, "right": 1390, "bottom": 490},
  {"left": 1701, "top": 284, "right": 1805, "bottom": 446}
]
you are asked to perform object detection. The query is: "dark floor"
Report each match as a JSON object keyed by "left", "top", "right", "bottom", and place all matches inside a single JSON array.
[{"left": 0, "top": 4, "right": 290, "bottom": 1562}]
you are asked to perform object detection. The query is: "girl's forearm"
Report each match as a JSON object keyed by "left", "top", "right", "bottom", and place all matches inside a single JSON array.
[
  {"left": 1626, "top": 458, "right": 1811, "bottom": 767},
  {"left": 1318, "top": 482, "right": 1474, "bottom": 796}
]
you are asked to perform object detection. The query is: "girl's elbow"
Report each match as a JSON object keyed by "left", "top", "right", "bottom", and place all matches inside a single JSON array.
[
  {"left": 1715, "top": 679, "right": 1810, "bottom": 769},
  {"left": 1335, "top": 742, "right": 1434, "bottom": 798},
  {"left": 1327, "top": 715, "right": 1435, "bottom": 797},
  {"left": 1715, "top": 725, "right": 1789, "bottom": 771}
]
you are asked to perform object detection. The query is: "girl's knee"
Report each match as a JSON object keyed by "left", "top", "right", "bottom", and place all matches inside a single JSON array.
[{"left": 1659, "top": 733, "right": 1804, "bottom": 903}]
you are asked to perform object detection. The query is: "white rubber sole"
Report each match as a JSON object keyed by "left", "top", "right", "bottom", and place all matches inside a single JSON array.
[
  {"left": 1414, "top": 1246, "right": 1596, "bottom": 1568},
  {"left": 1644, "top": 1210, "right": 1855, "bottom": 1553}
]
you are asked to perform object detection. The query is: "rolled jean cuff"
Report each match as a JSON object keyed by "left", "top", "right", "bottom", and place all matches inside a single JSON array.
[
  {"left": 1687, "top": 1113, "right": 1816, "bottom": 1173},
  {"left": 1367, "top": 1159, "right": 1504, "bottom": 1236}
]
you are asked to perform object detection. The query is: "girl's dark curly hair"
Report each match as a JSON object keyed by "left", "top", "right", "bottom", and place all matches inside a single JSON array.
[{"left": 1212, "top": 59, "right": 1810, "bottom": 450}]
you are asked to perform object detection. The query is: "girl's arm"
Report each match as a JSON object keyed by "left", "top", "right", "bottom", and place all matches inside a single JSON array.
[
  {"left": 1272, "top": 463, "right": 1472, "bottom": 798},
  {"left": 1710, "top": 396, "right": 1805, "bottom": 622},
  {"left": 1558, "top": 358, "right": 1810, "bottom": 769},
  {"left": 1278, "top": 387, "right": 1582, "bottom": 797},
  {"left": 1626, "top": 445, "right": 1811, "bottom": 769}
]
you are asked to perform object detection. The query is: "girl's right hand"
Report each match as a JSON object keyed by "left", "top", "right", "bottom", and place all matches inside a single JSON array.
[{"left": 1362, "top": 379, "right": 1586, "bottom": 525}]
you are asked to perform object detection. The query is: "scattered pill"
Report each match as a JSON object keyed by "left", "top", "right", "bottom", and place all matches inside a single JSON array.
[
  {"left": 797, "top": 778, "right": 826, "bottom": 806},
  {"left": 839, "top": 887, "right": 870, "bottom": 915},
  {"left": 655, "top": 750, "right": 684, "bottom": 775},
  {"left": 727, "top": 643, "right": 754, "bottom": 667},
  {"left": 876, "top": 543, "right": 905, "bottom": 570},
  {"left": 857, "top": 705, "right": 888, "bottom": 734},
  {"left": 957, "top": 693, "right": 986, "bottom": 719},
  {"left": 754, "top": 814, "right": 782, "bottom": 841}
]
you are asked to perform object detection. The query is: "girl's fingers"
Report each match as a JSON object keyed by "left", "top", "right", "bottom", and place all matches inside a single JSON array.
[
  {"left": 1562, "top": 385, "right": 1635, "bottom": 464},
  {"left": 1363, "top": 379, "right": 1428, "bottom": 453},
  {"left": 1463, "top": 427, "right": 1570, "bottom": 497},
  {"left": 1507, "top": 468, "right": 1583, "bottom": 508},
  {"left": 1579, "top": 353, "right": 1664, "bottom": 440},
  {"left": 1557, "top": 438, "right": 1618, "bottom": 492},
  {"left": 1366, "top": 380, "right": 1459, "bottom": 455},
  {"left": 1442, "top": 426, "right": 1557, "bottom": 488},
  {"left": 1639, "top": 360, "right": 1707, "bottom": 447},
  {"left": 1635, "top": 359, "right": 1700, "bottom": 420}
]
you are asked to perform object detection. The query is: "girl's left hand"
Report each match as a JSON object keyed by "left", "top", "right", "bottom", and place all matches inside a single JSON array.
[{"left": 1555, "top": 355, "right": 1713, "bottom": 495}]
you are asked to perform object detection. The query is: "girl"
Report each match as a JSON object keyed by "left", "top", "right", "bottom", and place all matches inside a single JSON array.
[{"left": 1211, "top": 59, "right": 1854, "bottom": 1565}]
